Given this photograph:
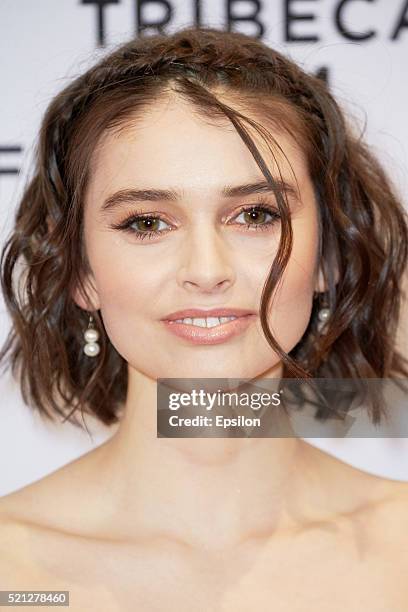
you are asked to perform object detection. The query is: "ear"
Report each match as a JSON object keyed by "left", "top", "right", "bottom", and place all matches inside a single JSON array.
[
  {"left": 71, "top": 273, "right": 101, "bottom": 313},
  {"left": 46, "top": 215, "right": 101, "bottom": 312},
  {"left": 314, "top": 262, "right": 340, "bottom": 294}
]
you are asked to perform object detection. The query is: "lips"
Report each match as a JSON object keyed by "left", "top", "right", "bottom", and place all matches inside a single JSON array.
[
  {"left": 161, "top": 310, "right": 257, "bottom": 345},
  {"left": 162, "top": 307, "right": 257, "bottom": 322}
]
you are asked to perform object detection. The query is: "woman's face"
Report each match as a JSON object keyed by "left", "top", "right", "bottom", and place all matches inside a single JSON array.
[{"left": 77, "top": 95, "right": 323, "bottom": 380}]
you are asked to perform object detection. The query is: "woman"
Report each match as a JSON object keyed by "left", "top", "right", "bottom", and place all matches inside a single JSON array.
[{"left": 0, "top": 26, "right": 408, "bottom": 610}]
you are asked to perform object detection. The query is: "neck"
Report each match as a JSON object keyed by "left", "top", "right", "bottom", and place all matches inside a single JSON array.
[{"left": 93, "top": 366, "right": 325, "bottom": 551}]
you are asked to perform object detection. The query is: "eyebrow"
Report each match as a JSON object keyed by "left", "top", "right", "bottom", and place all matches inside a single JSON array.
[{"left": 100, "top": 179, "right": 299, "bottom": 214}]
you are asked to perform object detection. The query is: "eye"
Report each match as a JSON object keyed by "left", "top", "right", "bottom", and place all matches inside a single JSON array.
[
  {"left": 232, "top": 204, "right": 281, "bottom": 231},
  {"left": 110, "top": 202, "right": 281, "bottom": 241},
  {"left": 110, "top": 212, "right": 172, "bottom": 241}
]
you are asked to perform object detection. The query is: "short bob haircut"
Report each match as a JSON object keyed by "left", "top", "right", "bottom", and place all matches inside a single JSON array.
[{"left": 1, "top": 27, "right": 407, "bottom": 429}]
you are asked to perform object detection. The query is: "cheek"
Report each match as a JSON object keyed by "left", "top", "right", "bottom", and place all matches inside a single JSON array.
[
  {"left": 266, "top": 217, "right": 319, "bottom": 352},
  {"left": 86, "top": 236, "right": 164, "bottom": 355}
]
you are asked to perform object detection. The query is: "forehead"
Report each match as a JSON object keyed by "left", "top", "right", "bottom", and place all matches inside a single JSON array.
[{"left": 86, "top": 95, "right": 308, "bottom": 201}]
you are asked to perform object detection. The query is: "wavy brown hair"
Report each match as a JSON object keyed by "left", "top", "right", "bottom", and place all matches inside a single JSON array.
[{"left": 1, "top": 26, "right": 407, "bottom": 429}]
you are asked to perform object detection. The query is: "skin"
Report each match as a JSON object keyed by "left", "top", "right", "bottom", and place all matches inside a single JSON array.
[
  {"left": 82, "top": 95, "right": 324, "bottom": 383},
  {"left": 76, "top": 92, "right": 331, "bottom": 510},
  {"left": 1, "top": 93, "right": 408, "bottom": 610}
]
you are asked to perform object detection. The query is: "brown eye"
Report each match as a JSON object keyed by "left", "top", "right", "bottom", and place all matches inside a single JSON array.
[
  {"left": 132, "top": 217, "right": 161, "bottom": 232},
  {"left": 234, "top": 205, "right": 281, "bottom": 231},
  {"left": 242, "top": 209, "right": 268, "bottom": 225},
  {"left": 111, "top": 213, "right": 171, "bottom": 241}
]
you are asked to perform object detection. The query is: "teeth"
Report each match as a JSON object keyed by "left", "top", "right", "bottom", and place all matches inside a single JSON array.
[
  {"left": 172, "top": 316, "right": 238, "bottom": 327},
  {"left": 193, "top": 318, "right": 207, "bottom": 328},
  {"left": 206, "top": 317, "right": 221, "bottom": 328}
]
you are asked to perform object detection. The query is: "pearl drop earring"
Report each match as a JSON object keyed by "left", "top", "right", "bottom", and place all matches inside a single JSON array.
[
  {"left": 317, "top": 306, "right": 331, "bottom": 333},
  {"left": 83, "top": 314, "right": 100, "bottom": 357}
]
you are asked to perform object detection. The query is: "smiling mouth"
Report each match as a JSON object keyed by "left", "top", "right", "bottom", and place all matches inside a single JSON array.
[
  {"left": 166, "top": 315, "right": 242, "bottom": 328},
  {"left": 162, "top": 314, "right": 256, "bottom": 345}
]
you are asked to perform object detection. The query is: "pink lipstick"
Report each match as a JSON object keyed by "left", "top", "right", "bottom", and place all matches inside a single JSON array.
[{"left": 161, "top": 308, "right": 257, "bottom": 345}]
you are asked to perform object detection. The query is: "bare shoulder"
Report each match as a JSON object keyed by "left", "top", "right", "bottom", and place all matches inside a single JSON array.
[
  {"left": 0, "top": 492, "right": 38, "bottom": 587},
  {"left": 0, "top": 442, "right": 105, "bottom": 532},
  {"left": 0, "top": 491, "right": 119, "bottom": 609},
  {"left": 302, "top": 442, "right": 408, "bottom": 533},
  {"left": 0, "top": 475, "right": 97, "bottom": 592},
  {"left": 0, "top": 475, "right": 67, "bottom": 529},
  {"left": 0, "top": 450, "right": 103, "bottom": 588},
  {"left": 370, "top": 477, "right": 408, "bottom": 533},
  {"left": 337, "top": 458, "right": 408, "bottom": 553},
  {"left": 0, "top": 488, "right": 34, "bottom": 538}
]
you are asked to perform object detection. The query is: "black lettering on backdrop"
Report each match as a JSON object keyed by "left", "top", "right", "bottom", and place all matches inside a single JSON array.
[
  {"left": 0, "top": 146, "right": 23, "bottom": 176},
  {"left": 284, "top": 0, "right": 320, "bottom": 42},
  {"left": 81, "top": 0, "right": 120, "bottom": 47},
  {"left": 79, "top": 1, "right": 408, "bottom": 47},
  {"left": 391, "top": 0, "right": 408, "bottom": 39},
  {"left": 194, "top": 0, "right": 203, "bottom": 26},
  {"left": 137, "top": 0, "right": 173, "bottom": 36},
  {"left": 335, "top": 0, "right": 376, "bottom": 41},
  {"left": 227, "top": 0, "right": 264, "bottom": 38}
]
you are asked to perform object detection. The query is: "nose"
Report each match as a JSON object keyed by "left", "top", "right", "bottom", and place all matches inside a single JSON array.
[{"left": 176, "top": 224, "right": 235, "bottom": 294}]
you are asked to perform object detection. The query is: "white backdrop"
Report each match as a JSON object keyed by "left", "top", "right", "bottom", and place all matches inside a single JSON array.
[{"left": 1, "top": 0, "right": 408, "bottom": 495}]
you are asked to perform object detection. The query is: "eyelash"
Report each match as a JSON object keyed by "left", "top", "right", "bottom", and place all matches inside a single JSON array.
[{"left": 110, "top": 202, "right": 281, "bottom": 241}]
